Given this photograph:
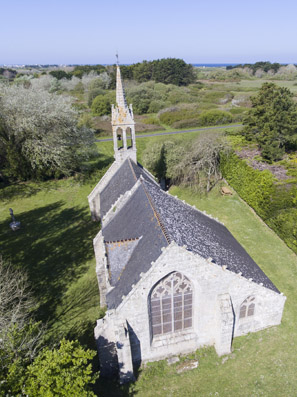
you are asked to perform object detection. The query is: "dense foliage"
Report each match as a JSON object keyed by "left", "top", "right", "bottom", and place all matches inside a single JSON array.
[
  {"left": 71, "top": 64, "right": 106, "bottom": 78},
  {"left": 142, "top": 140, "right": 183, "bottom": 181},
  {"left": 242, "top": 83, "right": 297, "bottom": 161},
  {"left": 221, "top": 153, "right": 297, "bottom": 254},
  {"left": 91, "top": 94, "right": 111, "bottom": 116},
  {"left": 159, "top": 108, "right": 234, "bottom": 128},
  {"left": 25, "top": 339, "right": 97, "bottom": 396},
  {"left": 49, "top": 70, "right": 72, "bottom": 80},
  {"left": 0, "top": 85, "right": 94, "bottom": 181},
  {"left": 227, "top": 61, "right": 283, "bottom": 74},
  {"left": 143, "top": 134, "right": 230, "bottom": 192},
  {"left": 119, "top": 58, "right": 196, "bottom": 86}
]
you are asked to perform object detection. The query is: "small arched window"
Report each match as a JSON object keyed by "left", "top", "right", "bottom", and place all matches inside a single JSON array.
[
  {"left": 150, "top": 272, "right": 193, "bottom": 337},
  {"left": 239, "top": 296, "right": 255, "bottom": 319}
]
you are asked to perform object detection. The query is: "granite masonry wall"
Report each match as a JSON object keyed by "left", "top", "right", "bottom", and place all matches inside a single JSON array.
[{"left": 94, "top": 243, "right": 286, "bottom": 382}]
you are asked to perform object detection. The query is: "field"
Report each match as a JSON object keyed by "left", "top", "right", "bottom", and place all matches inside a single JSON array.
[{"left": 1, "top": 132, "right": 297, "bottom": 396}]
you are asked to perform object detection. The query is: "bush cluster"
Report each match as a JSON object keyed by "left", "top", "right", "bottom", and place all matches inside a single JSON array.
[
  {"left": 221, "top": 153, "right": 297, "bottom": 254},
  {"left": 159, "top": 108, "right": 234, "bottom": 128}
]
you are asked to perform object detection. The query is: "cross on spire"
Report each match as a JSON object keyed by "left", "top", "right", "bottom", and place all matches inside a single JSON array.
[{"left": 116, "top": 52, "right": 119, "bottom": 65}]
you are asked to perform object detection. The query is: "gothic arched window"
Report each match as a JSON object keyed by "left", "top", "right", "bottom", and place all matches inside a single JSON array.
[
  {"left": 150, "top": 272, "right": 193, "bottom": 337},
  {"left": 239, "top": 296, "right": 255, "bottom": 319}
]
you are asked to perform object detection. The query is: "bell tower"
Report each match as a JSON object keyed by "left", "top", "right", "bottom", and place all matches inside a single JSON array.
[{"left": 111, "top": 60, "right": 137, "bottom": 163}]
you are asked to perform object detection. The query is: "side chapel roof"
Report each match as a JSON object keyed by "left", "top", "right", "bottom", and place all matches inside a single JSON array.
[{"left": 103, "top": 160, "right": 279, "bottom": 309}]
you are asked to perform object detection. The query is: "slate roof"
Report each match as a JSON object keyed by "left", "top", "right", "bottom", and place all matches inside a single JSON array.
[
  {"left": 101, "top": 160, "right": 279, "bottom": 309},
  {"left": 143, "top": 180, "right": 279, "bottom": 294},
  {"left": 103, "top": 183, "right": 169, "bottom": 308},
  {"left": 100, "top": 158, "right": 157, "bottom": 218}
]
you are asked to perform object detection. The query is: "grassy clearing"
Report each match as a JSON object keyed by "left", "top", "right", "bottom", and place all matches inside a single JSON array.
[{"left": 127, "top": 183, "right": 297, "bottom": 397}]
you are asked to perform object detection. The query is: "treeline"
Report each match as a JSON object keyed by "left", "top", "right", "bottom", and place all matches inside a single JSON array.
[
  {"left": 227, "top": 61, "right": 283, "bottom": 74},
  {"left": 73, "top": 58, "right": 196, "bottom": 86},
  {"left": 119, "top": 58, "right": 196, "bottom": 86},
  {"left": 8, "top": 58, "right": 196, "bottom": 87}
]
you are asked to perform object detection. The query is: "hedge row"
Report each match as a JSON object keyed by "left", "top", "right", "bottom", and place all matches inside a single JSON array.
[{"left": 221, "top": 153, "right": 297, "bottom": 254}]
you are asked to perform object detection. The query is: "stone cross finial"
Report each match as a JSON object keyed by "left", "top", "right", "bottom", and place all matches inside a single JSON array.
[
  {"left": 9, "top": 208, "right": 21, "bottom": 231},
  {"left": 116, "top": 52, "right": 119, "bottom": 66},
  {"left": 9, "top": 208, "right": 15, "bottom": 222}
]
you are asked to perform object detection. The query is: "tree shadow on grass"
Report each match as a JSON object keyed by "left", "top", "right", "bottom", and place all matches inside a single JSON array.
[
  {"left": 0, "top": 182, "right": 43, "bottom": 202},
  {"left": 0, "top": 201, "right": 100, "bottom": 334},
  {"left": 79, "top": 152, "right": 114, "bottom": 184}
]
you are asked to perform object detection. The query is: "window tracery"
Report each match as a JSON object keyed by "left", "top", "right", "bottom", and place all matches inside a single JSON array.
[
  {"left": 150, "top": 272, "right": 193, "bottom": 337},
  {"left": 239, "top": 296, "right": 255, "bottom": 319}
]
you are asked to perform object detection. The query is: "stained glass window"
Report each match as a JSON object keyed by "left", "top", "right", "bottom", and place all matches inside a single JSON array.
[
  {"left": 150, "top": 272, "right": 193, "bottom": 337},
  {"left": 239, "top": 296, "right": 255, "bottom": 319}
]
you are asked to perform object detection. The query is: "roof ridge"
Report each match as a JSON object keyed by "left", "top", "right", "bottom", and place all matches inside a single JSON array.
[
  {"left": 128, "top": 158, "right": 138, "bottom": 181},
  {"left": 140, "top": 180, "right": 171, "bottom": 245},
  {"left": 105, "top": 237, "right": 141, "bottom": 244}
]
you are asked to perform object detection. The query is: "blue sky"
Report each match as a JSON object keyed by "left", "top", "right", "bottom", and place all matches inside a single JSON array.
[{"left": 1, "top": 0, "right": 297, "bottom": 64}]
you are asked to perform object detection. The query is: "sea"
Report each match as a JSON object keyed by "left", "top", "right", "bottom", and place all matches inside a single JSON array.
[{"left": 192, "top": 63, "right": 237, "bottom": 67}]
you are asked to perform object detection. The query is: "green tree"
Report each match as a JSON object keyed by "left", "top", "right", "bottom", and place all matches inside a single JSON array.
[
  {"left": 49, "top": 70, "right": 71, "bottom": 80},
  {"left": 142, "top": 140, "right": 184, "bottom": 181},
  {"left": 172, "top": 133, "right": 230, "bottom": 192},
  {"left": 243, "top": 82, "right": 297, "bottom": 161},
  {"left": 151, "top": 58, "right": 196, "bottom": 86},
  {"left": 88, "top": 88, "right": 105, "bottom": 107},
  {"left": 25, "top": 339, "right": 97, "bottom": 396},
  {"left": 91, "top": 94, "right": 111, "bottom": 116}
]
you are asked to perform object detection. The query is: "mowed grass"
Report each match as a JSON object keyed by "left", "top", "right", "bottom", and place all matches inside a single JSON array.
[{"left": 128, "top": 184, "right": 297, "bottom": 397}]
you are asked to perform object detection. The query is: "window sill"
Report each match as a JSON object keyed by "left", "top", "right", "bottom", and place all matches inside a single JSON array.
[{"left": 151, "top": 328, "right": 196, "bottom": 349}]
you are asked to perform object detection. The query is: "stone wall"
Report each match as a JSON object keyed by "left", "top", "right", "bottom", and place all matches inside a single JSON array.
[{"left": 95, "top": 243, "right": 285, "bottom": 379}]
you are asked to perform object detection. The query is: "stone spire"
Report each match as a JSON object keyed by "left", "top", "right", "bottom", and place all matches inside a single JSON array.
[
  {"left": 116, "top": 65, "right": 127, "bottom": 109},
  {"left": 111, "top": 62, "right": 137, "bottom": 163}
]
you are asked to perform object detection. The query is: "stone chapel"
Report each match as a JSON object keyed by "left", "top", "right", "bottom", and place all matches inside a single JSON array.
[{"left": 88, "top": 64, "right": 286, "bottom": 383}]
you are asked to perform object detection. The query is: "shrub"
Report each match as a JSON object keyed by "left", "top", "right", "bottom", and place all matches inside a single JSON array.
[
  {"left": 148, "top": 99, "right": 167, "bottom": 113},
  {"left": 91, "top": 95, "right": 111, "bottom": 116},
  {"left": 88, "top": 88, "right": 105, "bottom": 107},
  {"left": 25, "top": 339, "right": 97, "bottom": 396},
  {"left": 159, "top": 108, "right": 198, "bottom": 126},
  {"left": 197, "top": 110, "right": 233, "bottom": 126},
  {"left": 142, "top": 116, "right": 161, "bottom": 125}
]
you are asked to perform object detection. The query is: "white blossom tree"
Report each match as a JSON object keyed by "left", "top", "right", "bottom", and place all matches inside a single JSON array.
[{"left": 0, "top": 84, "right": 94, "bottom": 180}]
